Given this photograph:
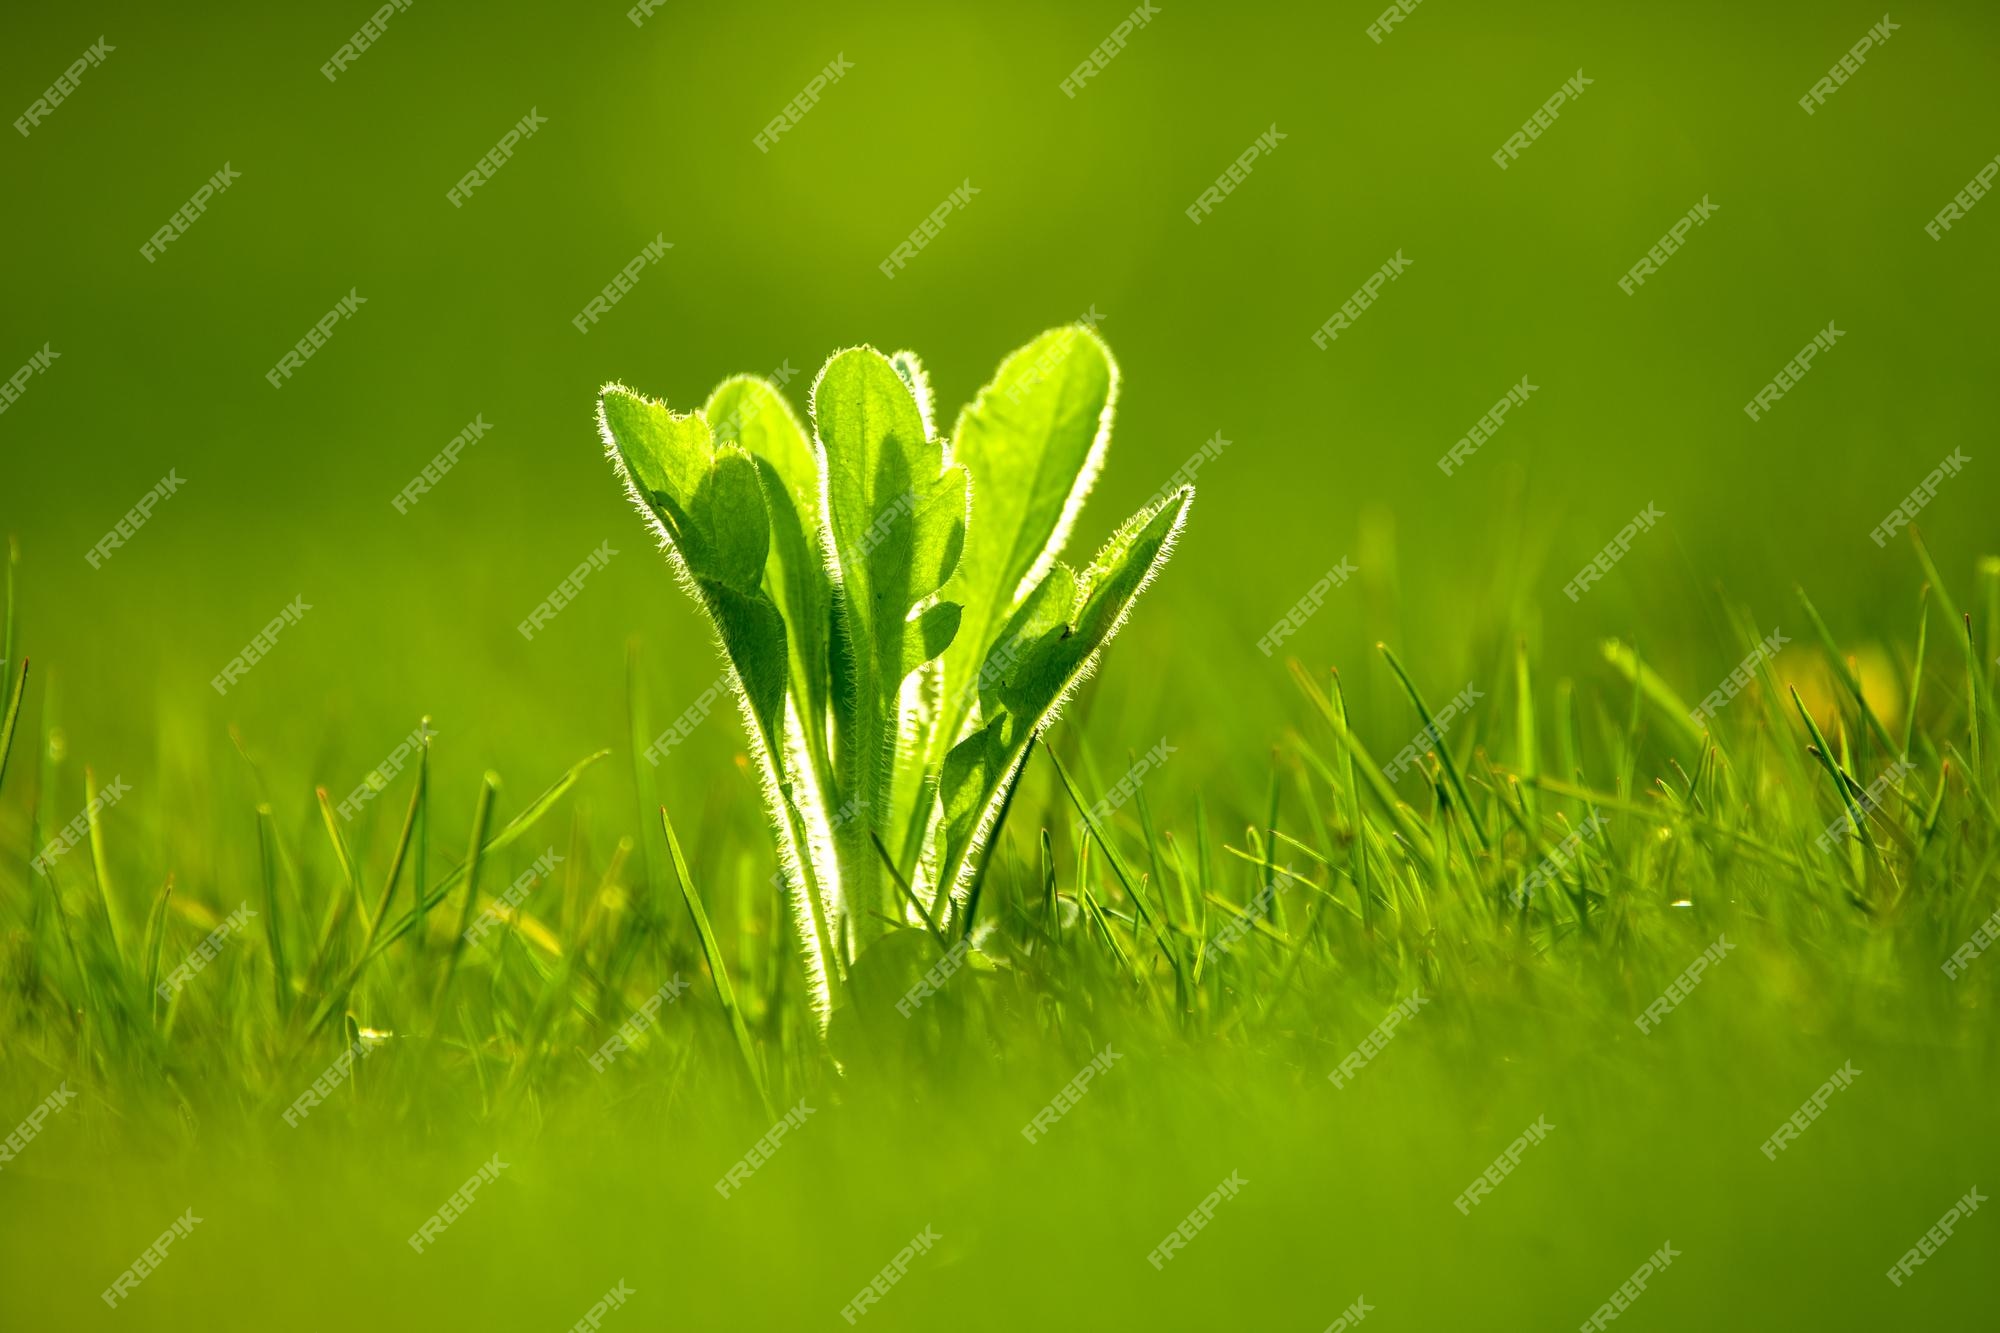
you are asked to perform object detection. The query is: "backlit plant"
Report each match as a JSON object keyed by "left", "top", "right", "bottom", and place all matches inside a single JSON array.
[{"left": 596, "top": 327, "right": 1191, "bottom": 1018}]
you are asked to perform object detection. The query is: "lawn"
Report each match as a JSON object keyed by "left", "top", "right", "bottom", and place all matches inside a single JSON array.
[{"left": 4, "top": 2, "right": 1998, "bottom": 1329}]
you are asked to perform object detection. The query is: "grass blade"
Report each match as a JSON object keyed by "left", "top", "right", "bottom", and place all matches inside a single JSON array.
[
  {"left": 436, "top": 772, "right": 500, "bottom": 1008},
  {"left": 1795, "top": 585, "right": 1897, "bottom": 756},
  {"left": 1378, "top": 643, "right": 1490, "bottom": 851},
  {"left": 0, "top": 656, "right": 27, "bottom": 797},
  {"left": 661, "top": 803, "right": 772, "bottom": 1117},
  {"left": 85, "top": 767, "right": 129, "bottom": 966},
  {"left": 257, "top": 804, "right": 291, "bottom": 1014},
  {"left": 1902, "top": 585, "right": 1929, "bottom": 761}
]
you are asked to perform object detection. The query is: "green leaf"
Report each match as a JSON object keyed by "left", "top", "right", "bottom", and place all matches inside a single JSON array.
[
  {"left": 688, "top": 449, "right": 770, "bottom": 591},
  {"left": 814, "top": 348, "right": 969, "bottom": 914},
  {"left": 937, "top": 486, "right": 1191, "bottom": 903},
  {"left": 936, "top": 326, "right": 1114, "bottom": 752},
  {"left": 599, "top": 386, "right": 791, "bottom": 757},
  {"left": 706, "top": 376, "right": 833, "bottom": 749},
  {"left": 904, "top": 602, "right": 964, "bottom": 683},
  {"left": 698, "top": 578, "right": 789, "bottom": 751},
  {"left": 596, "top": 337, "right": 1187, "bottom": 1019},
  {"left": 599, "top": 385, "right": 710, "bottom": 532},
  {"left": 706, "top": 376, "right": 817, "bottom": 525}
]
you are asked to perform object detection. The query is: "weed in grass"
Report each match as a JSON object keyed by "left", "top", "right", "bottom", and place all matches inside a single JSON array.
[
  {"left": 4, "top": 389, "right": 2000, "bottom": 1327},
  {"left": 597, "top": 328, "right": 1190, "bottom": 1022}
]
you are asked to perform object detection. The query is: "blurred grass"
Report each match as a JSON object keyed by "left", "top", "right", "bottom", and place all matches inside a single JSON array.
[
  {"left": 6, "top": 539, "right": 2000, "bottom": 1324},
  {"left": 6, "top": 0, "right": 2000, "bottom": 1327},
  {"left": 3, "top": 0, "right": 1997, "bottom": 773}
]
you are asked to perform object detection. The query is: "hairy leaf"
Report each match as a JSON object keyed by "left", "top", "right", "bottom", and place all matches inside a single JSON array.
[
  {"left": 936, "top": 326, "right": 1114, "bottom": 752},
  {"left": 597, "top": 336, "right": 1191, "bottom": 1017},
  {"left": 599, "top": 387, "right": 790, "bottom": 754},
  {"left": 706, "top": 376, "right": 832, "bottom": 755},
  {"left": 937, "top": 486, "right": 1191, "bottom": 901}
]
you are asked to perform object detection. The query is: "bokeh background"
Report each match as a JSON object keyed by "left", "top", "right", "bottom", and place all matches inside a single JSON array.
[
  {"left": 4, "top": 0, "right": 1998, "bottom": 819},
  {"left": 6, "top": 5, "right": 2000, "bottom": 1329}
]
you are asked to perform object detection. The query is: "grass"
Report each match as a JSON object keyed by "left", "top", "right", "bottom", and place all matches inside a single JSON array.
[{"left": 3, "top": 531, "right": 1999, "bottom": 1329}]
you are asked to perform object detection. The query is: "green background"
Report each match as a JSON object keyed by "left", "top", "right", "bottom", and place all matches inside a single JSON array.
[
  {"left": 5, "top": 3, "right": 2000, "bottom": 1328},
  {"left": 5, "top": 0, "right": 1996, "bottom": 807}
]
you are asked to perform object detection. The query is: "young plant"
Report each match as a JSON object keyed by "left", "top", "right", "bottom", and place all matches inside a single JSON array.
[{"left": 597, "top": 328, "right": 1191, "bottom": 1019}]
